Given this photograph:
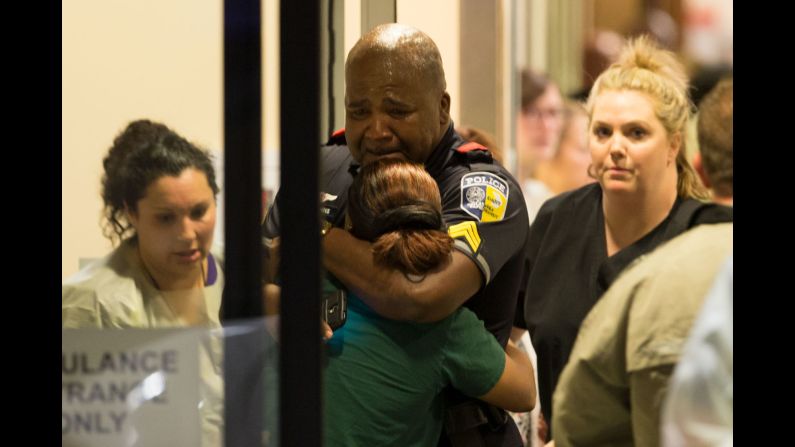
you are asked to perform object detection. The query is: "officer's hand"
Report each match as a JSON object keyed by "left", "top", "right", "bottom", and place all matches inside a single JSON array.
[{"left": 263, "top": 236, "right": 281, "bottom": 284}]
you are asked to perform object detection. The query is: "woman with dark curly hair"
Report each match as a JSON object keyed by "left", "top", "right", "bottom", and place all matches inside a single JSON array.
[
  {"left": 62, "top": 119, "right": 223, "bottom": 445},
  {"left": 64, "top": 119, "right": 221, "bottom": 326}
]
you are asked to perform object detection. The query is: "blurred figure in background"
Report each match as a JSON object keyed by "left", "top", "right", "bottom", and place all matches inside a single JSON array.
[
  {"left": 534, "top": 101, "right": 595, "bottom": 196},
  {"left": 457, "top": 125, "right": 504, "bottom": 165},
  {"left": 689, "top": 64, "right": 733, "bottom": 107},
  {"left": 510, "top": 100, "right": 594, "bottom": 446},
  {"left": 516, "top": 69, "right": 565, "bottom": 222},
  {"left": 684, "top": 63, "right": 733, "bottom": 166},
  {"left": 572, "top": 30, "right": 624, "bottom": 102},
  {"left": 693, "top": 77, "right": 733, "bottom": 206}
]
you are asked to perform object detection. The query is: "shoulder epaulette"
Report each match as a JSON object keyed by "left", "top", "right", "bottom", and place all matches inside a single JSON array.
[
  {"left": 454, "top": 142, "right": 493, "bottom": 162},
  {"left": 326, "top": 128, "right": 347, "bottom": 146}
]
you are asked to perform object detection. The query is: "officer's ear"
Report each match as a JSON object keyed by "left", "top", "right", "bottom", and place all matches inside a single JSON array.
[{"left": 439, "top": 92, "right": 451, "bottom": 126}]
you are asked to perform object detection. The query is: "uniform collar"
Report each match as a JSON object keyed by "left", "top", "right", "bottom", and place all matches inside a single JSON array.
[{"left": 424, "top": 123, "right": 464, "bottom": 179}]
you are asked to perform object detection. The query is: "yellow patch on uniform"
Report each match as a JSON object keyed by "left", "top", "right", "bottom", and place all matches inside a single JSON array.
[
  {"left": 447, "top": 221, "right": 481, "bottom": 253},
  {"left": 481, "top": 186, "right": 507, "bottom": 222}
]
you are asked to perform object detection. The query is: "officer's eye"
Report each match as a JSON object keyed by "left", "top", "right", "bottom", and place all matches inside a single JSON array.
[
  {"left": 348, "top": 108, "right": 369, "bottom": 120},
  {"left": 389, "top": 109, "right": 410, "bottom": 119}
]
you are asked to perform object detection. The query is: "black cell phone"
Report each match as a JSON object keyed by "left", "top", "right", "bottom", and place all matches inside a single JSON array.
[{"left": 322, "top": 289, "right": 347, "bottom": 330}]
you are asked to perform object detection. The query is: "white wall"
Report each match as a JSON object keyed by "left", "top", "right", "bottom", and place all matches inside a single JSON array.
[
  {"left": 344, "top": 1, "right": 363, "bottom": 57},
  {"left": 262, "top": 0, "right": 281, "bottom": 195}
]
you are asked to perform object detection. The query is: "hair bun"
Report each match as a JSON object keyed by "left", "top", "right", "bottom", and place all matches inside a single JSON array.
[{"left": 372, "top": 203, "right": 443, "bottom": 235}]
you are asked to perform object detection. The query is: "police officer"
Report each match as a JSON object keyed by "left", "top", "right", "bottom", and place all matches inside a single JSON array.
[{"left": 264, "top": 23, "right": 532, "bottom": 447}]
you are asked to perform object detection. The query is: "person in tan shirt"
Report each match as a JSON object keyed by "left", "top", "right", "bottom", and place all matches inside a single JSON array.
[{"left": 552, "top": 223, "right": 732, "bottom": 447}]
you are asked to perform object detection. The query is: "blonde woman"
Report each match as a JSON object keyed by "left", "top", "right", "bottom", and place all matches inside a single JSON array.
[{"left": 514, "top": 36, "right": 732, "bottom": 441}]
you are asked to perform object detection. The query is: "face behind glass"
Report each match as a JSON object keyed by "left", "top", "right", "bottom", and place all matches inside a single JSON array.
[
  {"left": 128, "top": 168, "right": 217, "bottom": 287},
  {"left": 519, "top": 85, "right": 564, "bottom": 163},
  {"left": 557, "top": 112, "right": 593, "bottom": 191},
  {"left": 344, "top": 54, "right": 450, "bottom": 166},
  {"left": 589, "top": 90, "right": 679, "bottom": 196}
]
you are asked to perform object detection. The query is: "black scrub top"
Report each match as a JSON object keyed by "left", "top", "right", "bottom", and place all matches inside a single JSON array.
[{"left": 515, "top": 182, "right": 732, "bottom": 436}]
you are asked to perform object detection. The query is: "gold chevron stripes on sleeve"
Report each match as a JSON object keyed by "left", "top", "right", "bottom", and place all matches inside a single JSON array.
[{"left": 447, "top": 221, "right": 481, "bottom": 253}]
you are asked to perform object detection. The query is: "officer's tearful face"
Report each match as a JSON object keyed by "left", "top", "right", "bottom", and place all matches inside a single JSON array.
[{"left": 344, "top": 53, "right": 450, "bottom": 166}]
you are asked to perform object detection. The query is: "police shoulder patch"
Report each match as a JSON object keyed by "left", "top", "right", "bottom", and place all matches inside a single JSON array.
[{"left": 459, "top": 172, "right": 509, "bottom": 222}]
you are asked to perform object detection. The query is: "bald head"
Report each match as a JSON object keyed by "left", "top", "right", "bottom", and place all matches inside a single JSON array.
[
  {"left": 346, "top": 23, "right": 447, "bottom": 94},
  {"left": 342, "top": 24, "right": 452, "bottom": 165}
]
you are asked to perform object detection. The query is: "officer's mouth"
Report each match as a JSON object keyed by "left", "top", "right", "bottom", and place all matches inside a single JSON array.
[{"left": 363, "top": 150, "right": 407, "bottom": 163}]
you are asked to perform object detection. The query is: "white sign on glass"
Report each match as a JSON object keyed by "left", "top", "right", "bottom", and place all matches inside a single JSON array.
[{"left": 62, "top": 328, "right": 202, "bottom": 447}]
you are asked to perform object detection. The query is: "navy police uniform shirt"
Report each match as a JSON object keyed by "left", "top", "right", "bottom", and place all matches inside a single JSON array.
[
  {"left": 424, "top": 124, "right": 529, "bottom": 346},
  {"left": 262, "top": 130, "right": 353, "bottom": 239},
  {"left": 263, "top": 123, "right": 529, "bottom": 347}
]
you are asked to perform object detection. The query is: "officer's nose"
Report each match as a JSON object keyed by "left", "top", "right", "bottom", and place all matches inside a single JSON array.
[{"left": 364, "top": 114, "right": 393, "bottom": 143}]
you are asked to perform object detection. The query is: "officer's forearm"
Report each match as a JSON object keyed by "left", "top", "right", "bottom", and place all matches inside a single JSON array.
[{"left": 322, "top": 228, "right": 480, "bottom": 322}]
